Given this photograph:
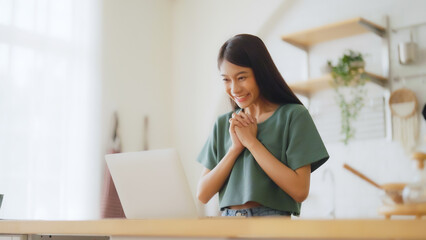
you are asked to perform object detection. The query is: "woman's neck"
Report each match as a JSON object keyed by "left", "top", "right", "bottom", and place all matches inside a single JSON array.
[{"left": 244, "top": 99, "right": 279, "bottom": 120}]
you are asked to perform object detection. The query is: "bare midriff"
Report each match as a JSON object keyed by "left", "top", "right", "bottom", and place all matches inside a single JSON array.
[{"left": 228, "top": 201, "right": 262, "bottom": 210}]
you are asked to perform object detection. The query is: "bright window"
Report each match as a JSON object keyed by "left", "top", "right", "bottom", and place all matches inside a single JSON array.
[{"left": 0, "top": 0, "right": 101, "bottom": 220}]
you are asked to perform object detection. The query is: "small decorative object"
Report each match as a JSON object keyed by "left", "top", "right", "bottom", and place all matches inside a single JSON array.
[
  {"left": 328, "top": 50, "right": 369, "bottom": 144},
  {"left": 389, "top": 88, "right": 419, "bottom": 153}
]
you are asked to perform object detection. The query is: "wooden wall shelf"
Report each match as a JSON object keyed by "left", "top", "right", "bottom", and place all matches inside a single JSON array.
[
  {"left": 288, "top": 72, "right": 387, "bottom": 97},
  {"left": 281, "top": 17, "right": 386, "bottom": 49},
  {"left": 281, "top": 17, "right": 388, "bottom": 96}
]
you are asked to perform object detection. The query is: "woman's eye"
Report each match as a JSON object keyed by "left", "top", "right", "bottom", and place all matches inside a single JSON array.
[
  {"left": 222, "top": 78, "right": 229, "bottom": 82},
  {"left": 238, "top": 76, "right": 246, "bottom": 81}
]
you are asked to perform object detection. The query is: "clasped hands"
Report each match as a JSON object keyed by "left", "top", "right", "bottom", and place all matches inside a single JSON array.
[{"left": 228, "top": 111, "right": 258, "bottom": 151}]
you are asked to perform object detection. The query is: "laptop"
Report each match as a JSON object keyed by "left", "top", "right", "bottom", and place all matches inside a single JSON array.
[{"left": 105, "top": 148, "right": 199, "bottom": 219}]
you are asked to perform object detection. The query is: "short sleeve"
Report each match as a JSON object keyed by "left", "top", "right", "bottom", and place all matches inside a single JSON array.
[
  {"left": 286, "top": 108, "right": 329, "bottom": 172},
  {"left": 196, "top": 121, "right": 218, "bottom": 170}
]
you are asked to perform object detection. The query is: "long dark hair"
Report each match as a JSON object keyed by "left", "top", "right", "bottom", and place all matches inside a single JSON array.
[{"left": 218, "top": 34, "right": 302, "bottom": 110}]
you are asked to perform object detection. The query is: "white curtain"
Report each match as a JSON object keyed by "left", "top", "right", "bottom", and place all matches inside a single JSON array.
[{"left": 0, "top": 0, "right": 102, "bottom": 220}]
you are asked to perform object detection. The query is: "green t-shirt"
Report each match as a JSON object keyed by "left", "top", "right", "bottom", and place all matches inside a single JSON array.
[{"left": 197, "top": 103, "right": 329, "bottom": 216}]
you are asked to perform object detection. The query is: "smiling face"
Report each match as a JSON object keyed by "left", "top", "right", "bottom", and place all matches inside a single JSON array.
[{"left": 220, "top": 60, "right": 260, "bottom": 109}]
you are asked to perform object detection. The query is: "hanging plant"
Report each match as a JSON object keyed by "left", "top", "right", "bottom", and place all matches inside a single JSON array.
[{"left": 327, "top": 50, "right": 369, "bottom": 145}]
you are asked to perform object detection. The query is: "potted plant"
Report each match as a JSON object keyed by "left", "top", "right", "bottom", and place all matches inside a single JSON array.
[{"left": 327, "top": 50, "right": 369, "bottom": 144}]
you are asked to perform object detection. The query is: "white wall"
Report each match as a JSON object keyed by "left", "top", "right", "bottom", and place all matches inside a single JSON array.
[{"left": 101, "top": 0, "right": 173, "bottom": 153}]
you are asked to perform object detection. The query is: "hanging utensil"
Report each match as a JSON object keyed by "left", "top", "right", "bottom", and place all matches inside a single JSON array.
[{"left": 398, "top": 30, "right": 417, "bottom": 65}]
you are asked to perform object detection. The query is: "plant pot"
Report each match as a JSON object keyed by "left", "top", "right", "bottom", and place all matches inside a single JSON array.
[{"left": 349, "top": 61, "right": 365, "bottom": 68}]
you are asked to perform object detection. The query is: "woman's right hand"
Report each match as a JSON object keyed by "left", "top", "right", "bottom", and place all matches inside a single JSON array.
[
  {"left": 229, "top": 113, "right": 244, "bottom": 153},
  {"left": 197, "top": 116, "right": 245, "bottom": 203}
]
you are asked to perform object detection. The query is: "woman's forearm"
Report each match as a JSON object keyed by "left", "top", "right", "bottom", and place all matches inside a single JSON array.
[
  {"left": 246, "top": 140, "right": 311, "bottom": 203},
  {"left": 197, "top": 148, "right": 242, "bottom": 204}
]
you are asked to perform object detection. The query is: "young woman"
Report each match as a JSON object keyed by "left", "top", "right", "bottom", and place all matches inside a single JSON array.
[{"left": 196, "top": 34, "right": 329, "bottom": 217}]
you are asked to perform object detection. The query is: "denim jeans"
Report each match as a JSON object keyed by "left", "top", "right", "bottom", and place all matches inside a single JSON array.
[{"left": 221, "top": 206, "right": 291, "bottom": 217}]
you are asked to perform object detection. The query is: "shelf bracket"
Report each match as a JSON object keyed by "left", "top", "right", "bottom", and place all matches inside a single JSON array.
[
  {"left": 284, "top": 41, "right": 308, "bottom": 52},
  {"left": 359, "top": 20, "right": 386, "bottom": 37}
]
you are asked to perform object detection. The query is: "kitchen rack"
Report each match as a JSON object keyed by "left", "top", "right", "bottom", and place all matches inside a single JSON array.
[{"left": 281, "top": 17, "right": 390, "bottom": 97}]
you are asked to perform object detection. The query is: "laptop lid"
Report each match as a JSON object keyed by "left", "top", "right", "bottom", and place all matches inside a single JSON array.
[{"left": 105, "top": 148, "right": 198, "bottom": 219}]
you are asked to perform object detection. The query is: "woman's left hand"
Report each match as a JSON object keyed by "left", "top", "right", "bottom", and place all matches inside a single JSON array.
[{"left": 232, "top": 111, "right": 258, "bottom": 148}]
